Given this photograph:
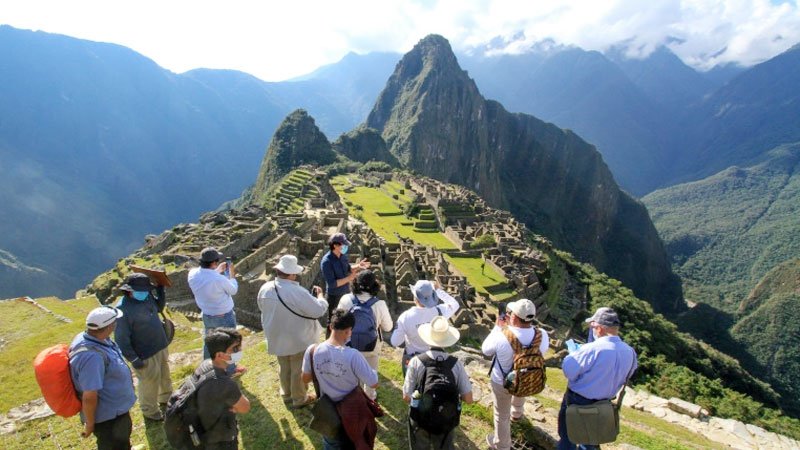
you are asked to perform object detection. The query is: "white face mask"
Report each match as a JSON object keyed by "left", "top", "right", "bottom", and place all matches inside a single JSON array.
[{"left": 228, "top": 351, "right": 243, "bottom": 365}]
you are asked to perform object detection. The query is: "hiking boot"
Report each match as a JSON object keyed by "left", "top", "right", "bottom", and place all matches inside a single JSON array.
[
  {"left": 144, "top": 413, "right": 164, "bottom": 422},
  {"left": 511, "top": 414, "right": 524, "bottom": 422}
]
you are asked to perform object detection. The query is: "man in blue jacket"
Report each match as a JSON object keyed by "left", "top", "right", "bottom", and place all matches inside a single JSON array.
[
  {"left": 320, "top": 232, "right": 369, "bottom": 336},
  {"left": 114, "top": 273, "right": 172, "bottom": 421}
]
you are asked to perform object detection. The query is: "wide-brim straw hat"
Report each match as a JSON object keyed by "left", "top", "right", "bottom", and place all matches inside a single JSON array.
[{"left": 418, "top": 316, "right": 460, "bottom": 348}]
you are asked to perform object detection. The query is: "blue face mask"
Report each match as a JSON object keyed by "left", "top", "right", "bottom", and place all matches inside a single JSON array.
[
  {"left": 340, "top": 244, "right": 349, "bottom": 254},
  {"left": 132, "top": 291, "right": 150, "bottom": 301}
]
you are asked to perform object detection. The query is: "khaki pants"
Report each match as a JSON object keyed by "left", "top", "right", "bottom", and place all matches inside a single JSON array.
[
  {"left": 278, "top": 351, "right": 308, "bottom": 406},
  {"left": 361, "top": 342, "right": 381, "bottom": 400},
  {"left": 134, "top": 347, "right": 172, "bottom": 419},
  {"left": 489, "top": 381, "right": 525, "bottom": 450}
]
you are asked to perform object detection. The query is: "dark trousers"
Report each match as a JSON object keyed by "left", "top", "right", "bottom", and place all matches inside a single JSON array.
[
  {"left": 557, "top": 390, "right": 601, "bottom": 450},
  {"left": 408, "top": 418, "right": 454, "bottom": 450},
  {"left": 93, "top": 412, "right": 132, "bottom": 450},
  {"left": 325, "top": 292, "right": 346, "bottom": 337},
  {"left": 205, "top": 439, "right": 239, "bottom": 450}
]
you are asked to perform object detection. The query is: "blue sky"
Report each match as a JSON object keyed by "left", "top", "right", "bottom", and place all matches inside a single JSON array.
[{"left": 2, "top": 0, "right": 799, "bottom": 81}]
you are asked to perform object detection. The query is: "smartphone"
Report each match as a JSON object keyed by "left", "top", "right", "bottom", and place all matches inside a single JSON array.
[
  {"left": 498, "top": 302, "right": 507, "bottom": 320},
  {"left": 224, "top": 257, "right": 232, "bottom": 277}
]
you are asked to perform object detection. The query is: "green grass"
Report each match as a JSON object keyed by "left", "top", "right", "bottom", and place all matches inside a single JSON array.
[
  {"left": 443, "top": 255, "right": 518, "bottom": 301},
  {"left": 333, "top": 179, "right": 456, "bottom": 250}
]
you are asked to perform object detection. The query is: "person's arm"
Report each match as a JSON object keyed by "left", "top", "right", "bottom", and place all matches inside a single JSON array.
[
  {"left": 481, "top": 326, "right": 502, "bottom": 357},
  {"left": 390, "top": 316, "right": 406, "bottom": 347},
  {"left": 562, "top": 347, "right": 594, "bottom": 382},
  {"left": 461, "top": 392, "right": 474, "bottom": 403},
  {"left": 353, "top": 351, "right": 378, "bottom": 388},
  {"left": 230, "top": 394, "right": 250, "bottom": 414},
  {"left": 335, "top": 272, "right": 356, "bottom": 288},
  {"left": 154, "top": 285, "right": 166, "bottom": 312},
  {"left": 436, "top": 288, "right": 460, "bottom": 318},
  {"left": 80, "top": 391, "right": 98, "bottom": 438},
  {"left": 114, "top": 315, "right": 142, "bottom": 368},
  {"left": 402, "top": 358, "right": 420, "bottom": 403},
  {"left": 221, "top": 274, "right": 238, "bottom": 296},
  {"left": 456, "top": 362, "right": 474, "bottom": 403},
  {"left": 301, "top": 345, "right": 314, "bottom": 384},
  {"left": 321, "top": 258, "right": 338, "bottom": 290},
  {"left": 377, "top": 301, "right": 393, "bottom": 332}
]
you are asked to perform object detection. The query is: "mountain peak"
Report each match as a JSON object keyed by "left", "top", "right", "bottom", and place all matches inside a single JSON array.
[{"left": 251, "top": 109, "right": 336, "bottom": 202}]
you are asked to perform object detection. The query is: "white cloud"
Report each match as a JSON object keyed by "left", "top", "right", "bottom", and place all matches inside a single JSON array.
[{"left": 1, "top": 0, "right": 798, "bottom": 80}]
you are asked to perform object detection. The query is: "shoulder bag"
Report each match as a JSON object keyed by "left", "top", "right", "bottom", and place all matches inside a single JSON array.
[
  {"left": 308, "top": 344, "right": 343, "bottom": 438},
  {"left": 565, "top": 365, "right": 635, "bottom": 445}
]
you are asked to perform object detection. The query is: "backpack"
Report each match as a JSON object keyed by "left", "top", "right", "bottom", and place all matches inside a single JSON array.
[
  {"left": 348, "top": 296, "right": 380, "bottom": 352},
  {"left": 499, "top": 328, "right": 546, "bottom": 397},
  {"left": 164, "top": 370, "right": 217, "bottom": 449},
  {"left": 409, "top": 354, "right": 461, "bottom": 436},
  {"left": 34, "top": 343, "right": 109, "bottom": 417}
]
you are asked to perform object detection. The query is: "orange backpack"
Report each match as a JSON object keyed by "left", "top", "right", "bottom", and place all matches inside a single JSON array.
[{"left": 33, "top": 343, "right": 107, "bottom": 417}]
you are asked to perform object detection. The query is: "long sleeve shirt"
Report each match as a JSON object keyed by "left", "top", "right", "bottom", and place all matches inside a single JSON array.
[
  {"left": 481, "top": 324, "right": 550, "bottom": 385},
  {"left": 320, "top": 251, "right": 352, "bottom": 296},
  {"left": 390, "top": 288, "right": 460, "bottom": 355},
  {"left": 562, "top": 335, "right": 638, "bottom": 400},
  {"left": 114, "top": 286, "right": 169, "bottom": 362},
  {"left": 188, "top": 267, "right": 237, "bottom": 315},
  {"left": 257, "top": 278, "right": 328, "bottom": 356}
]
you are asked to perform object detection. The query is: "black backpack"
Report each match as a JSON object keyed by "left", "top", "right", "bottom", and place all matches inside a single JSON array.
[
  {"left": 409, "top": 354, "right": 461, "bottom": 436},
  {"left": 164, "top": 370, "right": 216, "bottom": 449},
  {"left": 348, "top": 296, "right": 380, "bottom": 352}
]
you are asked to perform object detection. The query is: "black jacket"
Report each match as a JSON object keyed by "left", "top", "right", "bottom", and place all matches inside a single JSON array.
[{"left": 114, "top": 286, "right": 168, "bottom": 363}]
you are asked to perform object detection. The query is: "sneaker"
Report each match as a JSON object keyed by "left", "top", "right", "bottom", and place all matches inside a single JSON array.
[
  {"left": 486, "top": 434, "right": 498, "bottom": 450},
  {"left": 291, "top": 393, "right": 317, "bottom": 409},
  {"left": 511, "top": 414, "right": 524, "bottom": 422}
]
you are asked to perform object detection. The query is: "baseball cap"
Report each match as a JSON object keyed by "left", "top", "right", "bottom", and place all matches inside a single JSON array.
[
  {"left": 86, "top": 306, "right": 124, "bottom": 330},
  {"left": 586, "top": 307, "right": 621, "bottom": 327},
  {"left": 507, "top": 299, "right": 536, "bottom": 321},
  {"left": 327, "top": 233, "right": 351, "bottom": 246}
]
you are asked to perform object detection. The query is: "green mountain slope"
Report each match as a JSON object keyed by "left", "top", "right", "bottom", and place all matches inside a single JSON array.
[
  {"left": 367, "top": 35, "right": 683, "bottom": 314},
  {"left": 644, "top": 143, "right": 800, "bottom": 312}
]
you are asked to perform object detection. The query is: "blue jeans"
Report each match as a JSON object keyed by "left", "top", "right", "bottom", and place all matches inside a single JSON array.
[
  {"left": 557, "top": 390, "right": 601, "bottom": 450},
  {"left": 323, "top": 435, "right": 354, "bottom": 450},
  {"left": 202, "top": 310, "right": 237, "bottom": 375}
]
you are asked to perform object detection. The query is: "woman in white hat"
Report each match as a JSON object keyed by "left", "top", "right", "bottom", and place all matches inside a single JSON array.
[{"left": 403, "top": 316, "right": 473, "bottom": 450}]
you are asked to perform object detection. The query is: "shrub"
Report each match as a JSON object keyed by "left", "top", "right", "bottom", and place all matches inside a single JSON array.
[{"left": 470, "top": 234, "right": 496, "bottom": 249}]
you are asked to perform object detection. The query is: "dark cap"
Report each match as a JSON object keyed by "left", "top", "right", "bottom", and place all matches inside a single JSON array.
[
  {"left": 327, "top": 233, "right": 351, "bottom": 246},
  {"left": 588, "top": 308, "right": 621, "bottom": 327},
  {"left": 200, "top": 247, "right": 223, "bottom": 263},
  {"left": 119, "top": 273, "right": 155, "bottom": 292}
]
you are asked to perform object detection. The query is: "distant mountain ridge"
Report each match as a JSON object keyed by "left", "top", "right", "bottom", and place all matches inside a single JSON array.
[{"left": 367, "top": 35, "right": 683, "bottom": 313}]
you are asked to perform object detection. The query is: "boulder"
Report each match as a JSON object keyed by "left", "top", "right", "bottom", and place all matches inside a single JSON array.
[{"left": 667, "top": 397, "right": 704, "bottom": 418}]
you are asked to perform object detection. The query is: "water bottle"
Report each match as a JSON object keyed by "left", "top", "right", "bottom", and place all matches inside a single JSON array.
[
  {"left": 411, "top": 390, "right": 421, "bottom": 408},
  {"left": 188, "top": 424, "right": 201, "bottom": 447},
  {"left": 504, "top": 370, "right": 517, "bottom": 390}
]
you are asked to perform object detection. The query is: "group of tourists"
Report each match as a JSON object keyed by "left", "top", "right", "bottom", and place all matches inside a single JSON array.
[{"left": 63, "top": 231, "right": 637, "bottom": 450}]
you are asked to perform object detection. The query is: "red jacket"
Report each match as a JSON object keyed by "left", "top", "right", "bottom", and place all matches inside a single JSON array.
[{"left": 336, "top": 388, "right": 378, "bottom": 450}]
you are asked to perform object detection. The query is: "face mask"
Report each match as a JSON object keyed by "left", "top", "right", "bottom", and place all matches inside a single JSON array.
[
  {"left": 132, "top": 291, "right": 149, "bottom": 301},
  {"left": 340, "top": 244, "right": 349, "bottom": 254},
  {"left": 228, "top": 351, "right": 243, "bottom": 365}
]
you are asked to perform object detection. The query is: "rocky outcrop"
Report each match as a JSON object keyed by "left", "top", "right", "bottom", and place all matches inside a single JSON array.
[
  {"left": 332, "top": 126, "right": 398, "bottom": 166},
  {"left": 367, "top": 35, "right": 683, "bottom": 313},
  {"left": 251, "top": 109, "right": 337, "bottom": 201}
]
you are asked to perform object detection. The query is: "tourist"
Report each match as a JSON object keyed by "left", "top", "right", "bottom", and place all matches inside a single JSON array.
[
  {"left": 302, "top": 309, "right": 379, "bottom": 449},
  {"left": 70, "top": 306, "right": 137, "bottom": 450},
  {"left": 257, "top": 254, "right": 328, "bottom": 408},
  {"left": 404, "top": 316, "right": 473, "bottom": 450},
  {"left": 482, "top": 299, "right": 550, "bottom": 450},
  {"left": 114, "top": 273, "right": 172, "bottom": 421},
  {"left": 391, "top": 279, "right": 460, "bottom": 374},
  {"left": 557, "top": 308, "right": 638, "bottom": 450},
  {"left": 320, "top": 232, "right": 370, "bottom": 335},
  {"left": 585, "top": 306, "right": 612, "bottom": 343},
  {"left": 337, "top": 270, "right": 393, "bottom": 399},
  {"left": 194, "top": 328, "right": 251, "bottom": 450},
  {"left": 187, "top": 247, "right": 243, "bottom": 374}
]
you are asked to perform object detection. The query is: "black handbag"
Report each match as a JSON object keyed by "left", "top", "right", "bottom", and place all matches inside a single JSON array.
[
  {"left": 308, "top": 345, "right": 343, "bottom": 438},
  {"left": 161, "top": 309, "right": 175, "bottom": 345}
]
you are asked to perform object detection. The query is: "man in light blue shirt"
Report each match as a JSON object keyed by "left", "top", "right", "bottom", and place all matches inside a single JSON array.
[{"left": 558, "top": 308, "right": 637, "bottom": 450}]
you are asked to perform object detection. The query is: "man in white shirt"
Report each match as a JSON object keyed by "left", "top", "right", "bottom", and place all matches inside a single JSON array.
[
  {"left": 257, "top": 254, "right": 328, "bottom": 408},
  {"left": 391, "top": 280, "right": 460, "bottom": 375},
  {"left": 188, "top": 247, "right": 240, "bottom": 372},
  {"left": 482, "top": 299, "right": 550, "bottom": 450}
]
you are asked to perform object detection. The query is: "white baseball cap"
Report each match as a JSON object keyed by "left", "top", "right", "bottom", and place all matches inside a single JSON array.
[
  {"left": 86, "top": 306, "right": 123, "bottom": 330},
  {"left": 507, "top": 299, "right": 537, "bottom": 321}
]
